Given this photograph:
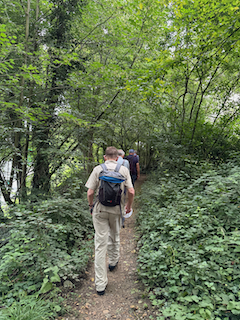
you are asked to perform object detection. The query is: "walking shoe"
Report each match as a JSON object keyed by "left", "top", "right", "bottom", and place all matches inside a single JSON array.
[
  {"left": 97, "top": 289, "right": 105, "bottom": 296},
  {"left": 109, "top": 261, "right": 118, "bottom": 271}
]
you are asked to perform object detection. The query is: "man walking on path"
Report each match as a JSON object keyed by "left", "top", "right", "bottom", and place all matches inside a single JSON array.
[
  {"left": 117, "top": 149, "right": 130, "bottom": 170},
  {"left": 85, "top": 146, "right": 135, "bottom": 296},
  {"left": 134, "top": 150, "right": 139, "bottom": 161},
  {"left": 126, "top": 149, "right": 140, "bottom": 186}
]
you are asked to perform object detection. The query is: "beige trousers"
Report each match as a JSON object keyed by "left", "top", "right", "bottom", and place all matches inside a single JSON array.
[{"left": 92, "top": 209, "right": 121, "bottom": 291}]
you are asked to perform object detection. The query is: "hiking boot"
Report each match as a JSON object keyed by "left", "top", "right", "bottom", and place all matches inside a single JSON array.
[
  {"left": 109, "top": 261, "right": 118, "bottom": 271},
  {"left": 97, "top": 289, "right": 105, "bottom": 296}
]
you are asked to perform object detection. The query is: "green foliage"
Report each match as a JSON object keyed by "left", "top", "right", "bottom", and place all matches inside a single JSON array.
[
  {"left": 125, "top": 0, "right": 240, "bottom": 160},
  {"left": 0, "top": 197, "right": 94, "bottom": 306},
  {"left": 137, "top": 158, "right": 240, "bottom": 319},
  {"left": 0, "top": 295, "right": 55, "bottom": 320},
  {"left": 52, "top": 162, "right": 88, "bottom": 199},
  {"left": 2, "top": 0, "right": 240, "bottom": 205}
]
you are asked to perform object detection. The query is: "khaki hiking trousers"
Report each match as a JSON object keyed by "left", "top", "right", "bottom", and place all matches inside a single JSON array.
[{"left": 92, "top": 209, "right": 121, "bottom": 292}]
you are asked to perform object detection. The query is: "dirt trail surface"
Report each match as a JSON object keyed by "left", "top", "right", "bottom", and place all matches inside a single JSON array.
[{"left": 57, "top": 175, "right": 159, "bottom": 320}]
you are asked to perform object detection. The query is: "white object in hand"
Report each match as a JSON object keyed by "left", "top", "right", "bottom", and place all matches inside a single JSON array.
[{"left": 124, "top": 208, "right": 133, "bottom": 218}]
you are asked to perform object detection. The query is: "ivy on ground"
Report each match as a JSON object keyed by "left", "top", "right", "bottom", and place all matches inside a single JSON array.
[
  {"left": 137, "top": 159, "right": 240, "bottom": 320},
  {"left": 0, "top": 197, "right": 94, "bottom": 308}
]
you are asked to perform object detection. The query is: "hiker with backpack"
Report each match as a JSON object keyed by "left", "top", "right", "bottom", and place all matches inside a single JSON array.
[
  {"left": 117, "top": 149, "right": 130, "bottom": 170},
  {"left": 85, "top": 146, "right": 135, "bottom": 296},
  {"left": 126, "top": 149, "right": 140, "bottom": 186},
  {"left": 134, "top": 150, "right": 139, "bottom": 161}
]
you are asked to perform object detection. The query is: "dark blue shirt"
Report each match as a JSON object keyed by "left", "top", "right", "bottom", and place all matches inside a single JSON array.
[{"left": 126, "top": 155, "right": 138, "bottom": 175}]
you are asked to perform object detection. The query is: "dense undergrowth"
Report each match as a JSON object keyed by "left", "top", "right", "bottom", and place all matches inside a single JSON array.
[
  {"left": 137, "top": 156, "right": 240, "bottom": 320},
  {"left": 0, "top": 197, "right": 94, "bottom": 319}
]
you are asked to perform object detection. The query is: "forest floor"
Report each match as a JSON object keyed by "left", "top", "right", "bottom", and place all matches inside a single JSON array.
[{"left": 56, "top": 175, "right": 160, "bottom": 320}]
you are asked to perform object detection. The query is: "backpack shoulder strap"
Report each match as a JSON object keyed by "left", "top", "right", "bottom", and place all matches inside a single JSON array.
[
  {"left": 114, "top": 162, "right": 122, "bottom": 173},
  {"left": 100, "top": 163, "right": 108, "bottom": 171}
]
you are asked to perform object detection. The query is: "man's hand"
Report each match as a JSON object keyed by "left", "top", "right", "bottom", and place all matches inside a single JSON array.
[
  {"left": 87, "top": 189, "right": 94, "bottom": 215},
  {"left": 125, "top": 205, "right": 132, "bottom": 214},
  {"left": 136, "top": 163, "right": 140, "bottom": 180},
  {"left": 126, "top": 187, "right": 135, "bottom": 212},
  {"left": 89, "top": 205, "right": 93, "bottom": 215}
]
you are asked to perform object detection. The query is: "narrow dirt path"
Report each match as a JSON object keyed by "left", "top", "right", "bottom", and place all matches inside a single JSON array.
[{"left": 57, "top": 175, "right": 158, "bottom": 320}]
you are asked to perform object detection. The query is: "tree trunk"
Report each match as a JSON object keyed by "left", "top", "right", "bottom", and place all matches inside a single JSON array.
[
  {"left": 20, "top": 129, "right": 29, "bottom": 201},
  {"left": 0, "top": 169, "right": 13, "bottom": 205}
]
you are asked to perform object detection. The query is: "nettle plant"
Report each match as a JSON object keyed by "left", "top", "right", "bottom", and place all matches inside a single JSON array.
[
  {"left": 137, "top": 161, "right": 240, "bottom": 320},
  {"left": 0, "top": 197, "right": 94, "bottom": 306}
]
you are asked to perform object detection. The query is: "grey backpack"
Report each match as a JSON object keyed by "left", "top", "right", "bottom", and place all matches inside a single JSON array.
[{"left": 98, "top": 163, "right": 125, "bottom": 207}]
